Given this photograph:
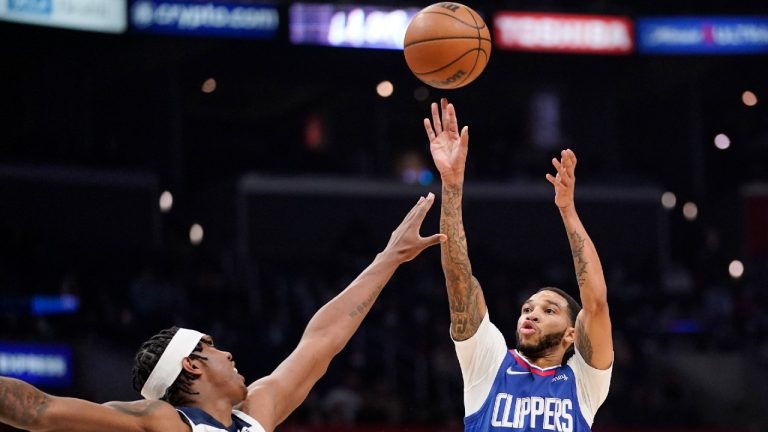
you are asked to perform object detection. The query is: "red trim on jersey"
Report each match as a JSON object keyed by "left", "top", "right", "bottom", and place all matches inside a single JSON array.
[{"left": 510, "top": 350, "right": 557, "bottom": 376}]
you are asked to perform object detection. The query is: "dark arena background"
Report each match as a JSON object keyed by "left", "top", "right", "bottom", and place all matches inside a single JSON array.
[{"left": 2, "top": 0, "right": 768, "bottom": 431}]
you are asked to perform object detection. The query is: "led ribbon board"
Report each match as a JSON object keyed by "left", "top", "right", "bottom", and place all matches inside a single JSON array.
[
  {"left": 494, "top": 12, "right": 634, "bottom": 54},
  {"left": 637, "top": 17, "right": 768, "bottom": 54},
  {"left": 130, "top": 0, "right": 279, "bottom": 38},
  {"left": 0, "top": 0, "right": 127, "bottom": 33},
  {"left": 290, "top": 2, "right": 421, "bottom": 50}
]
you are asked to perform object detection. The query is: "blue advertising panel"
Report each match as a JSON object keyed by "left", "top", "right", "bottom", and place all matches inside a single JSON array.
[
  {"left": 0, "top": 343, "right": 73, "bottom": 387},
  {"left": 290, "top": 3, "right": 421, "bottom": 50},
  {"left": 30, "top": 294, "right": 80, "bottom": 316},
  {"left": 0, "top": 0, "right": 127, "bottom": 33},
  {"left": 130, "top": 0, "right": 279, "bottom": 38},
  {"left": 637, "top": 17, "right": 768, "bottom": 54}
]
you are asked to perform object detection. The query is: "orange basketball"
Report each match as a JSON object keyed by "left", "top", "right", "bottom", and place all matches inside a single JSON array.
[{"left": 403, "top": 2, "right": 491, "bottom": 89}]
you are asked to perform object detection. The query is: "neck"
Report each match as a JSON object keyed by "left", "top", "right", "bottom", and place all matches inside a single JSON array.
[
  {"left": 517, "top": 349, "right": 563, "bottom": 369},
  {"left": 188, "top": 385, "right": 235, "bottom": 427}
]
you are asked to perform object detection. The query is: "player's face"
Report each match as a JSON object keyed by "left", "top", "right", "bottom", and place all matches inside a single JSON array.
[
  {"left": 198, "top": 337, "right": 248, "bottom": 403},
  {"left": 516, "top": 291, "right": 572, "bottom": 356}
]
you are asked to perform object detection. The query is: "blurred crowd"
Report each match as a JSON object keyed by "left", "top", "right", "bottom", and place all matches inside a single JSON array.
[{"left": 1, "top": 227, "right": 766, "bottom": 430}]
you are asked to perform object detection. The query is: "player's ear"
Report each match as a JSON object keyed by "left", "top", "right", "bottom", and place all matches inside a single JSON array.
[
  {"left": 564, "top": 326, "right": 576, "bottom": 346},
  {"left": 182, "top": 356, "right": 204, "bottom": 377}
]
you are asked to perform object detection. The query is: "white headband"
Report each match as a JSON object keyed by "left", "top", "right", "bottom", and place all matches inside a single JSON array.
[{"left": 141, "top": 328, "right": 205, "bottom": 400}]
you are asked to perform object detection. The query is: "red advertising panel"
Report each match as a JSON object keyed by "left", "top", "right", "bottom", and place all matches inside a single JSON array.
[{"left": 494, "top": 12, "right": 634, "bottom": 54}]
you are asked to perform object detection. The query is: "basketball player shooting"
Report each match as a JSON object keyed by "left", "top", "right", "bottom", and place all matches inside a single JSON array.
[
  {"left": 424, "top": 99, "right": 613, "bottom": 431},
  {"left": 0, "top": 194, "right": 446, "bottom": 432}
]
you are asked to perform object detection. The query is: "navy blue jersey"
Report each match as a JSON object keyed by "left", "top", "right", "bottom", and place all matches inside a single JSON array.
[
  {"left": 455, "top": 314, "right": 611, "bottom": 432},
  {"left": 176, "top": 406, "right": 266, "bottom": 432}
]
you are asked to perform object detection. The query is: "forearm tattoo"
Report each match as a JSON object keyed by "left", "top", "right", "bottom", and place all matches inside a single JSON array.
[
  {"left": 442, "top": 184, "right": 484, "bottom": 341},
  {"left": 576, "top": 319, "right": 593, "bottom": 364},
  {"left": 348, "top": 283, "right": 385, "bottom": 319},
  {"left": 448, "top": 278, "right": 485, "bottom": 340},
  {"left": 0, "top": 378, "right": 51, "bottom": 428},
  {"left": 568, "top": 230, "right": 588, "bottom": 288}
]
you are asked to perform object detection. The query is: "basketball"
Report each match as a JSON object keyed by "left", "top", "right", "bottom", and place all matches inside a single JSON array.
[{"left": 403, "top": 2, "right": 491, "bottom": 90}]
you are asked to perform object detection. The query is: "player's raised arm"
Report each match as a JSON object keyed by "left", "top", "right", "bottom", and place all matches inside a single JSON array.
[
  {"left": 241, "top": 194, "right": 445, "bottom": 431},
  {"left": 425, "top": 98, "right": 486, "bottom": 341},
  {"left": 546, "top": 149, "right": 613, "bottom": 369},
  {"left": 0, "top": 377, "right": 184, "bottom": 432}
]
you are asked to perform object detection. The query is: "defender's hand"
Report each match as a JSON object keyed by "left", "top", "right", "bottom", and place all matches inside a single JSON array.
[{"left": 384, "top": 193, "right": 446, "bottom": 263}]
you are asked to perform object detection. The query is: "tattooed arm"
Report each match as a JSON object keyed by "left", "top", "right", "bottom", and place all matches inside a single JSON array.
[
  {"left": 546, "top": 149, "right": 613, "bottom": 370},
  {"left": 0, "top": 377, "right": 183, "bottom": 432},
  {"left": 425, "top": 99, "right": 487, "bottom": 341},
  {"left": 242, "top": 194, "right": 445, "bottom": 431},
  {"left": 441, "top": 183, "right": 486, "bottom": 341}
]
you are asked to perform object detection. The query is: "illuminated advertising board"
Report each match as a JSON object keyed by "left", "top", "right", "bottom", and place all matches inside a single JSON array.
[
  {"left": 130, "top": 0, "right": 279, "bottom": 38},
  {"left": 31, "top": 294, "right": 80, "bottom": 316},
  {"left": 494, "top": 12, "right": 634, "bottom": 54},
  {"left": 0, "top": 0, "right": 126, "bottom": 33},
  {"left": 290, "top": 2, "right": 421, "bottom": 50},
  {"left": 0, "top": 343, "right": 73, "bottom": 387},
  {"left": 637, "top": 17, "right": 768, "bottom": 54}
]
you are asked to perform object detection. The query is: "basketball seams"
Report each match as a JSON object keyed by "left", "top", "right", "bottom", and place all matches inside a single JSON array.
[
  {"left": 463, "top": 6, "right": 488, "bottom": 30},
  {"left": 402, "top": 3, "right": 490, "bottom": 89},
  {"left": 451, "top": 5, "right": 483, "bottom": 87},
  {"left": 418, "top": 11, "right": 487, "bottom": 30},
  {"left": 411, "top": 48, "right": 490, "bottom": 76},
  {"left": 404, "top": 36, "right": 492, "bottom": 49}
]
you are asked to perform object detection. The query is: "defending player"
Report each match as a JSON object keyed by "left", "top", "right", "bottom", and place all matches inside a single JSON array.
[
  {"left": 424, "top": 99, "right": 613, "bottom": 431},
  {"left": 0, "top": 193, "right": 445, "bottom": 432}
]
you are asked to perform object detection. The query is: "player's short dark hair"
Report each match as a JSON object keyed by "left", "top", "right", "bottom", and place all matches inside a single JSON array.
[
  {"left": 131, "top": 327, "right": 207, "bottom": 405},
  {"left": 537, "top": 287, "right": 581, "bottom": 326},
  {"left": 537, "top": 287, "right": 582, "bottom": 363}
]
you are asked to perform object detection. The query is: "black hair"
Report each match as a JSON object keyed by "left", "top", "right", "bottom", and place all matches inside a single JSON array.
[
  {"left": 131, "top": 326, "right": 208, "bottom": 405},
  {"left": 536, "top": 287, "right": 582, "bottom": 362}
]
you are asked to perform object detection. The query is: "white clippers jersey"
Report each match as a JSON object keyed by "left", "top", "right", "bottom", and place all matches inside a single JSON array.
[{"left": 454, "top": 313, "right": 612, "bottom": 431}]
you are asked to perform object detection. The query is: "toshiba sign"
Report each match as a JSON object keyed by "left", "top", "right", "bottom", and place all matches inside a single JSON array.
[{"left": 494, "top": 12, "right": 634, "bottom": 54}]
